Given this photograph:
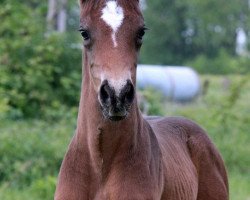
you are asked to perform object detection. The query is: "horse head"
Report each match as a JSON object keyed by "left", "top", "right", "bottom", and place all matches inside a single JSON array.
[{"left": 79, "top": 0, "right": 145, "bottom": 121}]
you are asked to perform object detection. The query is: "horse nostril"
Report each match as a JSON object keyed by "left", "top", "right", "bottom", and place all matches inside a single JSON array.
[
  {"left": 99, "top": 81, "right": 110, "bottom": 104},
  {"left": 125, "top": 83, "right": 134, "bottom": 103},
  {"left": 99, "top": 80, "right": 134, "bottom": 120},
  {"left": 121, "top": 81, "right": 135, "bottom": 104}
]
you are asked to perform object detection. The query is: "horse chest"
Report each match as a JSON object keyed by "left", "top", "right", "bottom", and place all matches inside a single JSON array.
[{"left": 92, "top": 164, "right": 164, "bottom": 200}]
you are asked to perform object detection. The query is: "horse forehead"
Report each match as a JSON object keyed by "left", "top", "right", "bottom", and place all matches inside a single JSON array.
[
  {"left": 101, "top": 1, "right": 124, "bottom": 31},
  {"left": 100, "top": 1, "right": 125, "bottom": 47}
]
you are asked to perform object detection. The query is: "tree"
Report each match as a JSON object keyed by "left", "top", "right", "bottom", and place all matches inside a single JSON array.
[
  {"left": 140, "top": 0, "right": 250, "bottom": 65},
  {"left": 140, "top": 0, "right": 190, "bottom": 65},
  {"left": 47, "top": 0, "right": 69, "bottom": 33},
  {"left": 0, "top": 0, "right": 81, "bottom": 118}
]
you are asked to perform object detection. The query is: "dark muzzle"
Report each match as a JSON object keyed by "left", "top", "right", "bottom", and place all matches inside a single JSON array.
[{"left": 99, "top": 80, "right": 135, "bottom": 121}]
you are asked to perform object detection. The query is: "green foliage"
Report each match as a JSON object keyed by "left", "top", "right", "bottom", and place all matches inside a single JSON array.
[
  {"left": 0, "top": 176, "right": 56, "bottom": 200},
  {"left": 30, "top": 176, "right": 57, "bottom": 199},
  {"left": 140, "top": 0, "right": 250, "bottom": 65},
  {"left": 187, "top": 49, "right": 250, "bottom": 74},
  {"left": 0, "top": 119, "right": 73, "bottom": 188},
  {"left": 0, "top": 1, "right": 82, "bottom": 118},
  {"left": 1, "top": 0, "right": 250, "bottom": 119},
  {"left": 186, "top": 0, "right": 242, "bottom": 56},
  {"left": 140, "top": 0, "right": 190, "bottom": 64},
  {"left": 1, "top": 75, "right": 249, "bottom": 200},
  {"left": 139, "top": 88, "right": 165, "bottom": 116},
  {"left": 212, "top": 76, "right": 249, "bottom": 131}
]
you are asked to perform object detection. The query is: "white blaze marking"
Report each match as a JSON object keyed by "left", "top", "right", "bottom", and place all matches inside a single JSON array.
[
  {"left": 109, "top": 72, "right": 131, "bottom": 96},
  {"left": 100, "top": 71, "right": 131, "bottom": 96},
  {"left": 101, "top": 1, "right": 124, "bottom": 47},
  {"left": 110, "top": 79, "right": 127, "bottom": 95}
]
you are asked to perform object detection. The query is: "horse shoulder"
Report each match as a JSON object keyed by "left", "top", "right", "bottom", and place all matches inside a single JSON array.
[
  {"left": 55, "top": 136, "right": 98, "bottom": 200},
  {"left": 180, "top": 117, "right": 229, "bottom": 200},
  {"left": 147, "top": 116, "right": 229, "bottom": 200}
]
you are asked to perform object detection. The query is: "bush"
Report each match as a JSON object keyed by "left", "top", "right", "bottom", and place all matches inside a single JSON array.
[
  {"left": 30, "top": 176, "right": 57, "bottom": 199},
  {"left": 138, "top": 88, "right": 165, "bottom": 116},
  {"left": 0, "top": 1, "right": 82, "bottom": 118},
  {"left": 0, "top": 175, "right": 57, "bottom": 200},
  {"left": 187, "top": 49, "right": 250, "bottom": 74},
  {"left": 0, "top": 119, "right": 73, "bottom": 188},
  {"left": 0, "top": 75, "right": 249, "bottom": 200}
]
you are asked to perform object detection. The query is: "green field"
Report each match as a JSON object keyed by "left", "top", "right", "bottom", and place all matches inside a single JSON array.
[{"left": 0, "top": 75, "right": 249, "bottom": 200}]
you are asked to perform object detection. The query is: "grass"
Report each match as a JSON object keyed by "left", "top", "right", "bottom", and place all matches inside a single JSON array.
[
  {"left": 0, "top": 119, "right": 74, "bottom": 200},
  {"left": 0, "top": 75, "right": 249, "bottom": 199}
]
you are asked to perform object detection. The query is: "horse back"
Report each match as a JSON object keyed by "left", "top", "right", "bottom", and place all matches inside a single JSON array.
[{"left": 146, "top": 116, "right": 229, "bottom": 200}]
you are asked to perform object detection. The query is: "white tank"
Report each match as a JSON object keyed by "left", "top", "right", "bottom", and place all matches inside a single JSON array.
[{"left": 136, "top": 65, "right": 200, "bottom": 102}]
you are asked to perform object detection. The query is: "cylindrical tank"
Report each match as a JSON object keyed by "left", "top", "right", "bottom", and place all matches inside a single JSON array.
[{"left": 136, "top": 65, "right": 200, "bottom": 102}]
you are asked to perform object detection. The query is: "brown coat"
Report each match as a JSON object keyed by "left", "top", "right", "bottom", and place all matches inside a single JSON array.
[
  {"left": 54, "top": 0, "right": 228, "bottom": 199},
  {"left": 55, "top": 79, "right": 228, "bottom": 199}
]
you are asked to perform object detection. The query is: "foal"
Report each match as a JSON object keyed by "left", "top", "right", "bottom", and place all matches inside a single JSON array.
[{"left": 55, "top": 0, "right": 228, "bottom": 199}]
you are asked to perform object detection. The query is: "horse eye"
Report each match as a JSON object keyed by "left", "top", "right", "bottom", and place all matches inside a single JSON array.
[
  {"left": 137, "top": 27, "right": 147, "bottom": 40},
  {"left": 79, "top": 28, "right": 90, "bottom": 40}
]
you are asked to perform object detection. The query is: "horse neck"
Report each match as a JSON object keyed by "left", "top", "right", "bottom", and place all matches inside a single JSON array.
[{"left": 76, "top": 53, "right": 145, "bottom": 176}]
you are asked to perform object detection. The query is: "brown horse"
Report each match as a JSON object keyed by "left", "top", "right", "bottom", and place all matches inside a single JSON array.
[{"left": 55, "top": 0, "right": 229, "bottom": 199}]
